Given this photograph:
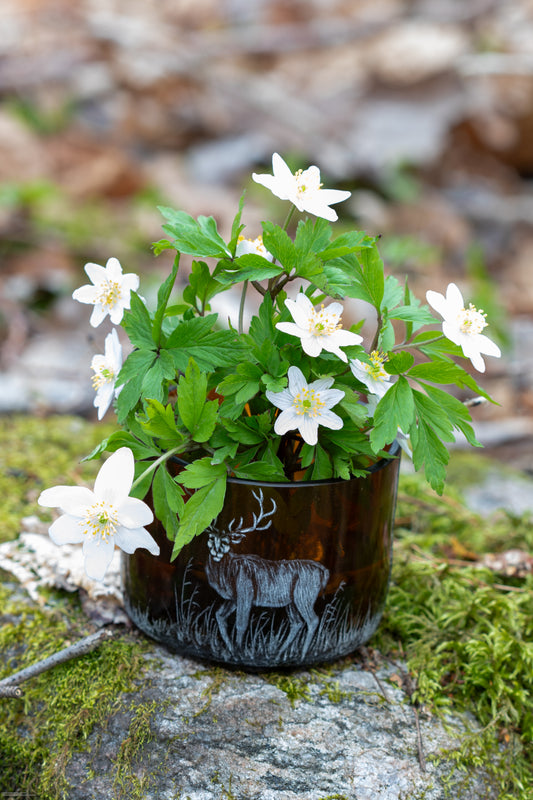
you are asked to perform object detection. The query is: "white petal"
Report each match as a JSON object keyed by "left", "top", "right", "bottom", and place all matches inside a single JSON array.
[
  {"left": 94, "top": 384, "right": 115, "bottom": 419},
  {"left": 115, "top": 526, "right": 160, "bottom": 555},
  {"left": 90, "top": 304, "right": 108, "bottom": 327},
  {"left": 330, "top": 329, "right": 363, "bottom": 346},
  {"left": 120, "top": 273, "right": 140, "bottom": 293},
  {"left": 272, "top": 152, "right": 294, "bottom": 184},
  {"left": 266, "top": 388, "right": 294, "bottom": 411},
  {"left": 318, "top": 388, "right": 345, "bottom": 408},
  {"left": 442, "top": 320, "right": 462, "bottom": 346},
  {"left": 298, "top": 415, "right": 318, "bottom": 445},
  {"left": 72, "top": 285, "right": 99, "bottom": 305},
  {"left": 301, "top": 335, "right": 324, "bottom": 358},
  {"left": 48, "top": 515, "right": 86, "bottom": 545},
  {"left": 118, "top": 496, "right": 154, "bottom": 528},
  {"left": 426, "top": 289, "right": 447, "bottom": 317},
  {"left": 445, "top": 283, "right": 465, "bottom": 314},
  {"left": 273, "top": 408, "right": 300, "bottom": 436},
  {"left": 82, "top": 538, "right": 116, "bottom": 582},
  {"left": 309, "top": 376, "right": 335, "bottom": 392},
  {"left": 475, "top": 333, "right": 501, "bottom": 358},
  {"left": 84, "top": 263, "right": 108, "bottom": 284},
  {"left": 287, "top": 366, "right": 308, "bottom": 395},
  {"left": 109, "top": 305, "right": 126, "bottom": 325},
  {"left": 276, "top": 321, "right": 305, "bottom": 338},
  {"left": 317, "top": 409, "right": 343, "bottom": 430},
  {"left": 316, "top": 189, "right": 352, "bottom": 206},
  {"left": 105, "top": 257, "right": 123, "bottom": 278},
  {"left": 301, "top": 198, "right": 338, "bottom": 221},
  {"left": 321, "top": 341, "right": 347, "bottom": 362},
  {"left": 38, "top": 485, "right": 94, "bottom": 515},
  {"left": 94, "top": 447, "right": 134, "bottom": 504}
]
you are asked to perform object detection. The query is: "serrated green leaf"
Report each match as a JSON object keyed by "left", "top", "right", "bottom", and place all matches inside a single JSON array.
[
  {"left": 370, "top": 376, "right": 415, "bottom": 452},
  {"left": 171, "top": 474, "right": 227, "bottom": 558},
  {"left": 311, "top": 444, "right": 333, "bottom": 480},
  {"left": 122, "top": 295, "right": 157, "bottom": 351},
  {"left": 159, "top": 206, "right": 229, "bottom": 258},
  {"left": 141, "top": 399, "right": 182, "bottom": 443},
  {"left": 214, "top": 254, "right": 283, "bottom": 285},
  {"left": 408, "top": 361, "right": 493, "bottom": 401},
  {"left": 166, "top": 315, "right": 249, "bottom": 371},
  {"left": 422, "top": 384, "right": 482, "bottom": 448},
  {"left": 177, "top": 358, "right": 208, "bottom": 436},
  {"left": 179, "top": 457, "right": 227, "bottom": 489},
  {"left": 231, "top": 460, "right": 287, "bottom": 481},
  {"left": 385, "top": 351, "right": 415, "bottom": 375},
  {"left": 152, "top": 464, "right": 182, "bottom": 540}
]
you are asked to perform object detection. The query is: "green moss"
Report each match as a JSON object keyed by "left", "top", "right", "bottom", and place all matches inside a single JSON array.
[
  {"left": 0, "top": 583, "right": 149, "bottom": 799},
  {"left": 373, "top": 472, "right": 533, "bottom": 800},
  {"left": 112, "top": 700, "right": 163, "bottom": 800},
  {"left": 0, "top": 414, "right": 116, "bottom": 543}
]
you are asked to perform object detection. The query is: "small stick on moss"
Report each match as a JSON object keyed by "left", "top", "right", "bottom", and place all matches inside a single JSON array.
[{"left": 0, "top": 628, "right": 118, "bottom": 699}]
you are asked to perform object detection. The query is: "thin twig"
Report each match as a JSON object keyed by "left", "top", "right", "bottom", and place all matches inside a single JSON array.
[{"left": 0, "top": 628, "right": 118, "bottom": 699}]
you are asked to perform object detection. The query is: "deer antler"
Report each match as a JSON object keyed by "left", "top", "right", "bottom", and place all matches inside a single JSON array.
[{"left": 227, "top": 489, "right": 277, "bottom": 539}]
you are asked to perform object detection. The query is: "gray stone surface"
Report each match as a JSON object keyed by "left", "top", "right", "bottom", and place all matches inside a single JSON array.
[{"left": 62, "top": 645, "right": 493, "bottom": 800}]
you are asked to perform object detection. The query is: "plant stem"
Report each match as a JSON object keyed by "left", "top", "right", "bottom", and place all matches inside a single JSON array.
[
  {"left": 238, "top": 279, "right": 248, "bottom": 334},
  {"left": 282, "top": 204, "right": 297, "bottom": 231},
  {"left": 392, "top": 334, "right": 445, "bottom": 351},
  {"left": 131, "top": 445, "right": 184, "bottom": 490}
]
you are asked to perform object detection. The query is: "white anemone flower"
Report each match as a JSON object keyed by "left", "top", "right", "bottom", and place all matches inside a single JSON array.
[
  {"left": 350, "top": 351, "right": 393, "bottom": 412},
  {"left": 235, "top": 234, "right": 274, "bottom": 261},
  {"left": 72, "top": 257, "right": 140, "bottom": 327},
  {"left": 38, "top": 447, "right": 159, "bottom": 582},
  {"left": 350, "top": 353, "right": 412, "bottom": 458},
  {"left": 91, "top": 328, "right": 123, "bottom": 420},
  {"left": 266, "top": 365, "right": 345, "bottom": 446},
  {"left": 426, "top": 282, "right": 501, "bottom": 373},
  {"left": 252, "top": 153, "right": 351, "bottom": 222},
  {"left": 277, "top": 293, "right": 363, "bottom": 362}
]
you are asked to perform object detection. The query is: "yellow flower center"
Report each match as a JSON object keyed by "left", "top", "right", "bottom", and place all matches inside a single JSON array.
[
  {"left": 365, "top": 351, "right": 388, "bottom": 380},
  {"left": 91, "top": 366, "right": 115, "bottom": 391},
  {"left": 458, "top": 304, "right": 487, "bottom": 336},
  {"left": 309, "top": 304, "right": 341, "bottom": 336},
  {"left": 80, "top": 500, "right": 119, "bottom": 542},
  {"left": 96, "top": 279, "right": 122, "bottom": 310},
  {"left": 293, "top": 387, "right": 325, "bottom": 417},
  {"left": 294, "top": 168, "right": 322, "bottom": 197}
]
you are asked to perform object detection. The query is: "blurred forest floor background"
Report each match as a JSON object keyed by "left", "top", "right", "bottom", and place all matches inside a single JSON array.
[{"left": 1, "top": 0, "right": 533, "bottom": 470}]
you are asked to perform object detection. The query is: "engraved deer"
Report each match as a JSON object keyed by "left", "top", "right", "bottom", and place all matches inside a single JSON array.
[{"left": 205, "top": 489, "right": 329, "bottom": 655}]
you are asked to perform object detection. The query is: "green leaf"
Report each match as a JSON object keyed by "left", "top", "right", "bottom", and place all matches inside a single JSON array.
[
  {"left": 166, "top": 315, "right": 249, "bottom": 372},
  {"left": 261, "top": 221, "right": 297, "bottom": 271},
  {"left": 214, "top": 254, "right": 283, "bottom": 285},
  {"left": 152, "top": 464, "right": 183, "bottom": 540},
  {"left": 311, "top": 444, "right": 333, "bottom": 480},
  {"left": 159, "top": 206, "right": 230, "bottom": 258},
  {"left": 370, "top": 376, "right": 415, "bottom": 452},
  {"left": 176, "top": 359, "right": 217, "bottom": 442},
  {"left": 84, "top": 430, "right": 157, "bottom": 461},
  {"left": 385, "top": 351, "right": 415, "bottom": 375},
  {"left": 422, "top": 384, "right": 482, "bottom": 448},
  {"left": 408, "top": 361, "right": 493, "bottom": 400},
  {"left": 115, "top": 371, "right": 145, "bottom": 422},
  {"left": 358, "top": 243, "right": 385, "bottom": 310},
  {"left": 410, "top": 418, "right": 450, "bottom": 495},
  {"left": 318, "top": 229, "right": 375, "bottom": 261},
  {"left": 231, "top": 461, "right": 287, "bottom": 481},
  {"left": 179, "top": 457, "right": 227, "bottom": 489},
  {"left": 122, "top": 294, "right": 156, "bottom": 351},
  {"left": 249, "top": 293, "right": 277, "bottom": 347},
  {"left": 141, "top": 399, "right": 183, "bottom": 444},
  {"left": 171, "top": 474, "right": 227, "bottom": 558},
  {"left": 117, "top": 349, "right": 157, "bottom": 387},
  {"left": 412, "top": 389, "right": 455, "bottom": 443}
]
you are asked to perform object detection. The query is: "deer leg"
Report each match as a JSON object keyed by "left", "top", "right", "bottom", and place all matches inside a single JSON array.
[
  {"left": 234, "top": 579, "right": 254, "bottom": 648},
  {"left": 215, "top": 600, "right": 236, "bottom": 651},
  {"left": 278, "top": 603, "right": 304, "bottom": 654},
  {"left": 293, "top": 581, "right": 321, "bottom": 655}
]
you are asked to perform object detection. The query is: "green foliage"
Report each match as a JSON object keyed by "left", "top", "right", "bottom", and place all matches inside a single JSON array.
[
  {"left": 81, "top": 166, "right": 502, "bottom": 559},
  {"left": 375, "top": 472, "right": 533, "bottom": 799}
]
